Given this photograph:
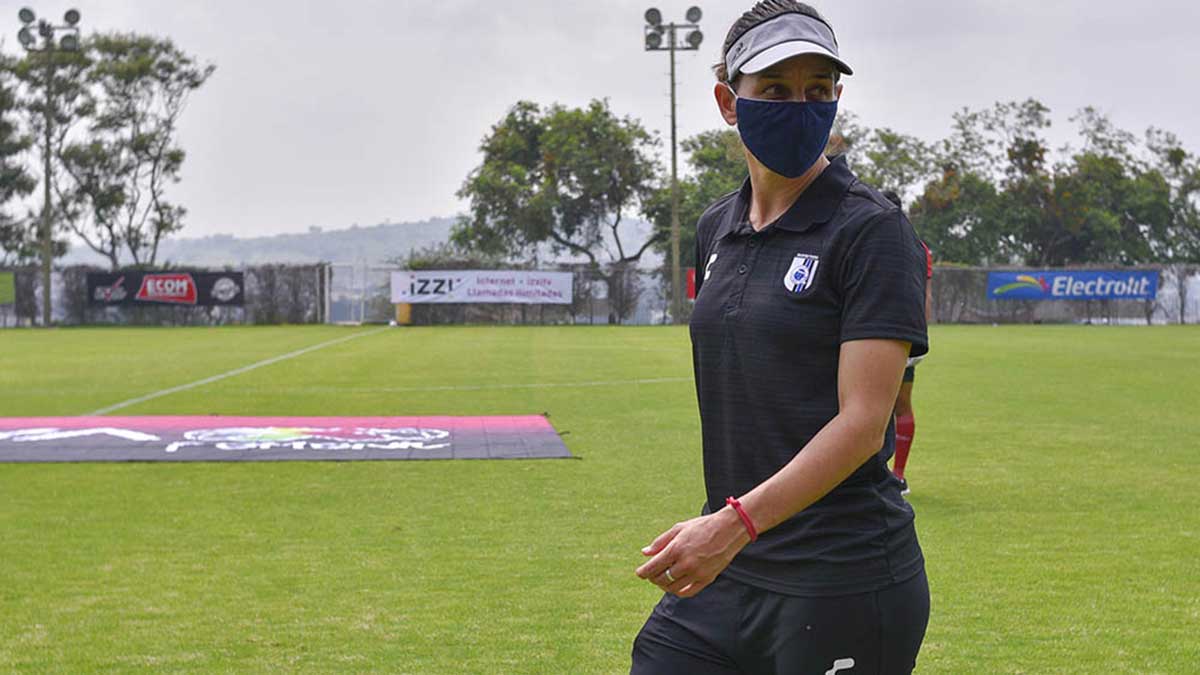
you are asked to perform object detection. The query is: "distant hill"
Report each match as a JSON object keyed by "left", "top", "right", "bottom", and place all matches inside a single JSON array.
[
  {"left": 60, "top": 217, "right": 458, "bottom": 267},
  {"left": 60, "top": 216, "right": 664, "bottom": 269}
]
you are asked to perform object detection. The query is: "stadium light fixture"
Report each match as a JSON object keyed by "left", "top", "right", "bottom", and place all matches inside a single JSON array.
[
  {"left": 18, "top": 7, "right": 35, "bottom": 24},
  {"left": 18, "top": 27, "right": 34, "bottom": 47},
  {"left": 642, "top": 7, "right": 702, "bottom": 324},
  {"left": 64, "top": 8, "right": 80, "bottom": 25}
]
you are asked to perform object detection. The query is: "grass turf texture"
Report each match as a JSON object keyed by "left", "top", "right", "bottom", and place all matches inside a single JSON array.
[{"left": 1, "top": 324, "right": 1197, "bottom": 673}]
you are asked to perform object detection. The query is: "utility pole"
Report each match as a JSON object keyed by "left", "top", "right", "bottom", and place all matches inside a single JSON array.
[
  {"left": 644, "top": 7, "right": 703, "bottom": 324},
  {"left": 17, "top": 7, "right": 82, "bottom": 327}
]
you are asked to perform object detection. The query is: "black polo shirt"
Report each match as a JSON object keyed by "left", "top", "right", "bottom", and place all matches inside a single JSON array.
[{"left": 690, "top": 156, "right": 928, "bottom": 597}]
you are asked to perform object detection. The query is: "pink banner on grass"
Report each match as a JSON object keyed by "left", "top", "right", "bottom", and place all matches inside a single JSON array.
[{"left": 0, "top": 416, "right": 570, "bottom": 462}]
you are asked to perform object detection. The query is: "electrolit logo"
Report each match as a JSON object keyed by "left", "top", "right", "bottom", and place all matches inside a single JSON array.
[{"left": 993, "top": 274, "right": 1050, "bottom": 296}]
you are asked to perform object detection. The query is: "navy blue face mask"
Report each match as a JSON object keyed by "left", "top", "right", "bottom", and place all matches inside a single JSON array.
[{"left": 732, "top": 87, "right": 838, "bottom": 179}]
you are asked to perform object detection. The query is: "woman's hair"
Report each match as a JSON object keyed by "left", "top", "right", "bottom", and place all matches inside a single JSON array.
[{"left": 712, "top": 1, "right": 839, "bottom": 84}]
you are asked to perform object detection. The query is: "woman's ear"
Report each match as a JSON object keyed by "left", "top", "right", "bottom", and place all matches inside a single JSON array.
[{"left": 715, "top": 82, "right": 738, "bottom": 126}]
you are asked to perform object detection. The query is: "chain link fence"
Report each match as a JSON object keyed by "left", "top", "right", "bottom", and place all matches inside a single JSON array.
[
  {"left": 3, "top": 264, "right": 328, "bottom": 326},
  {"left": 325, "top": 262, "right": 670, "bottom": 325},
  {"left": 3, "top": 263, "right": 1196, "bottom": 327},
  {"left": 931, "top": 265, "right": 1199, "bottom": 325}
]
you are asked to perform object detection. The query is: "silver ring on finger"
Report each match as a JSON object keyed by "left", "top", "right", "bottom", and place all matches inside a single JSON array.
[{"left": 664, "top": 568, "right": 676, "bottom": 584}]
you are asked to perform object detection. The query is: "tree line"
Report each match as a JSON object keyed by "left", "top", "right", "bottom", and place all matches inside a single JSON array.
[
  {"left": 453, "top": 97, "right": 1200, "bottom": 287},
  {"left": 0, "top": 33, "right": 213, "bottom": 269}
]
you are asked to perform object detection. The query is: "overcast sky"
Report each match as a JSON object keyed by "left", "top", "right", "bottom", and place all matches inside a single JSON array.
[{"left": 5, "top": 0, "right": 1198, "bottom": 237}]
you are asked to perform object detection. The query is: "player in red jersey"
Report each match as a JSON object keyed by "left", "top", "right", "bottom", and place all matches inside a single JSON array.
[{"left": 883, "top": 191, "right": 932, "bottom": 494}]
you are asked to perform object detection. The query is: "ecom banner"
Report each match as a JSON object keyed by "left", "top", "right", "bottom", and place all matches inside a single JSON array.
[
  {"left": 987, "top": 270, "right": 1158, "bottom": 301},
  {"left": 391, "top": 270, "right": 572, "bottom": 304},
  {"left": 88, "top": 272, "right": 245, "bottom": 306}
]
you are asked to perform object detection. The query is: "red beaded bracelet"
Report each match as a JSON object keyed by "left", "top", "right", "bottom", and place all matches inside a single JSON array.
[{"left": 725, "top": 496, "right": 758, "bottom": 542}]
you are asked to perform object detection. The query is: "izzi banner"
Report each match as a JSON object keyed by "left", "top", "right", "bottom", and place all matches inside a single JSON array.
[
  {"left": 88, "top": 271, "right": 245, "bottom": 307},
  {"left": 987, "top": 270, "right": 1158, "bottom": 301},
  {"left": 391, "top": 270, "right": 572, "bottom": 304}
]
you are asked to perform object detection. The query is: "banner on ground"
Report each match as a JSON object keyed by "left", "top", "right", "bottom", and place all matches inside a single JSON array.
[
  {"left": 0, "top": 416, "right": 571, "bottom": 462},
  {"left": 391, "top": 270, "right": 572, "bottom": 304},
  {"left": 0, "top": 271, "right": 13, "bottom": 306},
  {"left": 88, "top": 271, "right": 245, "bottom": 307},
  {"left": 987, "top": 270, "right": 1158, "bottom": 301}
]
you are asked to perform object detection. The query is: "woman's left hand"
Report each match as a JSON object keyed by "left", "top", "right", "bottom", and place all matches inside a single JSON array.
[{"left": 635, "top": 507, "right": 751, "bottom": 598}]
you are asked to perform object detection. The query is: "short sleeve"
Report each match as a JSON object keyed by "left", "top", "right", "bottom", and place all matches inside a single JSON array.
[{"left": 838, "top": 210, "right": 929, "bottom": 357}]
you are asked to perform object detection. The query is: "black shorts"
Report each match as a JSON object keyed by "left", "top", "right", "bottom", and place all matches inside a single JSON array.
[
  {"left": 902, "top": 366, "right": 916, "bottom": 383},
  {"left": 631, "top": 569, "right": 929, "bottom": 675}
]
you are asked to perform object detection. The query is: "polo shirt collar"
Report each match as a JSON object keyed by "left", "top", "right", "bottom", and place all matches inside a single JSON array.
[{"left": 717, "top": 155, "right": 856, "bottom": 239}]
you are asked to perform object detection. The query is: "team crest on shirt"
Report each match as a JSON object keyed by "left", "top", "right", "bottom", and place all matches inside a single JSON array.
[{"left": 783, "top": 253, "right": 820, "bottom": 293}]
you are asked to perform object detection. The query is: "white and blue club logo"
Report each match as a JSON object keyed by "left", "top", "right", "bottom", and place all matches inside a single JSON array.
[{"left": 783, "top": 253, "right": 820, "bottom": 293}]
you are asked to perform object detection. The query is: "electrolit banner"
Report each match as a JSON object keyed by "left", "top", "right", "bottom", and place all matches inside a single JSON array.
[
  {"left": 987, "top": 270, "right": 1158, "bottom": 301},
  {"left": 391, "top": 270, "right": 572, "bottom": 304}
]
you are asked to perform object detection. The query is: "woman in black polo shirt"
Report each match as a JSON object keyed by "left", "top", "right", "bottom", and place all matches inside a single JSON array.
[{"left": 631, "top": 2, "right": 931, "bottom": 673}]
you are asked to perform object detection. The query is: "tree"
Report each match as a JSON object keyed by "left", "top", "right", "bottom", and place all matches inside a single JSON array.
[
  {"left": 1143, "top": 127, "right": 1200, "bottom": 323},
  {"left": 0, "top": 55, "right": 37, "bottom": 266},
  {"left": 4, "top": 44, "right": 92, "bottom": 267},
  {"left": 455, "top": 99, "right": 660, "bottom": 322},
  {"left": 1146, "top": 127, "right": 1200, "bottom": 264},
  {"left": 646, "top": 128, "right": 745, "bottom": 271},
  {"left": 843, "top": 125, "right": 935, "bottom": 203},
  {"left": 456, "top": 99, "right": 659, "bottom": 265},
  {"left": 57, "top": 33, "right": 215, "bottom": 269},
  {"left": 909, "top": 165, "right": 1006, "bottom": 265},
  {"left": 1046, "top": 151, "right": 1171, "bottom": 266}
]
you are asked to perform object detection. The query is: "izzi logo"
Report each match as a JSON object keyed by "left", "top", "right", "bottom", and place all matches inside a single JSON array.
[{"left": 409, "top": 277, "right": 460, "bottom": 296}]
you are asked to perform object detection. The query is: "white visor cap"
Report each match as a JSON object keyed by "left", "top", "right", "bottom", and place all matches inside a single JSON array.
[{"left": 725, "top": 12, "right": 853, "bottom": 79}]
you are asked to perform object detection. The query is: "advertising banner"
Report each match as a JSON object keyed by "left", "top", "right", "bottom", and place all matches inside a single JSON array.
[
  {"left": 0, "top": 415, "right": 571, "bottom": 462},
  {"left": 87, "top": 271, "right": 245, "bottom": 307},
  {"left": 987, "top": 270, "right": 1158, "bottom": 301},
  {"left": 0, "top": 271, "right": 13, "bottom": 306},
  {"left": 391, "top": 270, "right": 572, "bottom": 304}
]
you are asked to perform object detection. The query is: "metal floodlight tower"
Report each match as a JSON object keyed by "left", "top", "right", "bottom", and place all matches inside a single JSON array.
[
  {"left": 644, "top": 7, "right": 702, "bottom": 324},
  {"left": 16, "top": 7, "right": 82, "bottom": 327}
]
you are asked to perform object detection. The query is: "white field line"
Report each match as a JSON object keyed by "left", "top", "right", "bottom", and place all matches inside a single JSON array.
[
  {"left": 279, "top": 377, "right": 695, "bottom": 394},
  {"left": 86, "top": 328, "right": 390, "bottom": 416}
]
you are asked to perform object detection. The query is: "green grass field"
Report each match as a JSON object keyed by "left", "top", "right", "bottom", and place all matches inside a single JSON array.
[{"left": 1, "top": 324, "right": 1198, "bottom": 673}]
